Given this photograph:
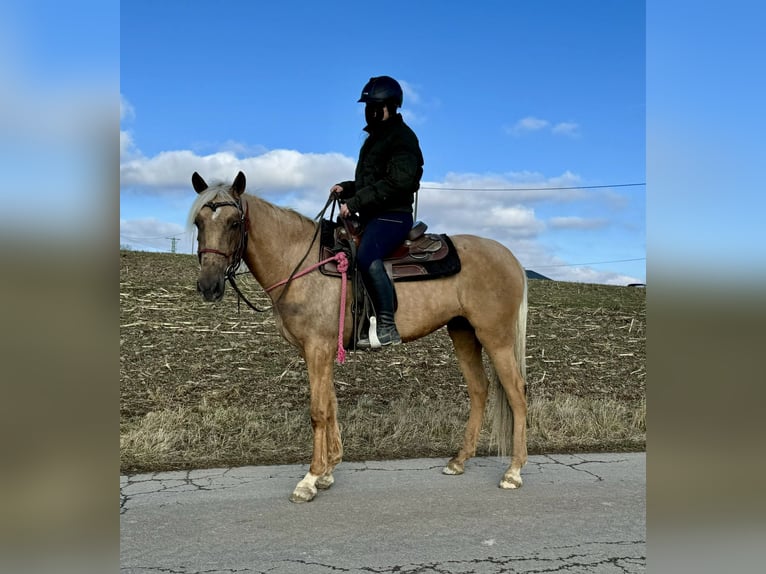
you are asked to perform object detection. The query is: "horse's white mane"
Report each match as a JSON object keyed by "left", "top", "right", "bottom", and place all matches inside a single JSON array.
[
  {"left": 186, "top": 184, "right": 242, "bottom": 230},
  {"left": 186, "top": 179, "right": 316, "bottom": 235}
]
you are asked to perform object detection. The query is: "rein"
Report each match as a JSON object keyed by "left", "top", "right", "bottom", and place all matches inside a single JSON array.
[
  {"left": 197, "top": 193, "right": 350, "bottom": 363},
  {"left": 265, "top": 251, "right": 350, "bottom": 364},
  {"left": 263, "top": 193, "right": 350, "bottom": 363}
]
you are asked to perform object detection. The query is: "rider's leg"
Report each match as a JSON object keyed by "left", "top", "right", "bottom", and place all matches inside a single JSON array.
[
  {"left": 358, "top": 259, "right": 400, "bottom": 347},
  {"left": 355, "top": 212, "right": 412, "bottom": 348}
]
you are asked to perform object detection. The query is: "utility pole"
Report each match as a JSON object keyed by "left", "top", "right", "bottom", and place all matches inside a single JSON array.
[{"left": 166, "top": 237, "right": 179, "bottom": 253}]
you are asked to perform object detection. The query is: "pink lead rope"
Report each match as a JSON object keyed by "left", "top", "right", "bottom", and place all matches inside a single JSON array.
[
  {"left": 334, "top": 253, "right": 349, "bottom": 364},
  {"left": 264, "top": 252, "right": 349, "bottom": 364}
]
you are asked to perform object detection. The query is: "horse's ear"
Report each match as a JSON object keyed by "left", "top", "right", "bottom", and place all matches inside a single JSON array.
[
  {"left": 232, "top": 171, "right": 246, "bottom": 197},
  {"left": 192, "top": 172, "right": 208, "bottom": 194}
]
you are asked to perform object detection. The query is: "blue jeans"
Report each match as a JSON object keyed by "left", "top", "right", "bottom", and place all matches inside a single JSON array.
[{"left": 356, "top": 211, "right": 413, "bottom": 272}]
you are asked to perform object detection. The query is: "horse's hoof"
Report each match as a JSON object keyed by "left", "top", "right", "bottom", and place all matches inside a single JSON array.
[
  {"left": 289, "top": 484, "right": 317, "bottom": 503},
  {"left": 316, "top": 473, "right": 334, "bottom": 490},
  {"left": 499, "top": 469, "right": 523, "bottom": 489},
  {"left": 442, "top": 461, "right": 464, "bottom": 475}
]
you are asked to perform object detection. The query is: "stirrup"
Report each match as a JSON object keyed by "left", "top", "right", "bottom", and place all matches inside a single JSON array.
[{"left": 357, "top": 317, "right": 401, "bottom": 349}]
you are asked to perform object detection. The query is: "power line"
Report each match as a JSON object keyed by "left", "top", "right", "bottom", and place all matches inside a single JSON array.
[
  {"left": 120, "top": 234, "right": 160, "bottom": 243},
  {"left": 420, "top": 182, "right": 645, "bottom": 191},
  {"left": 534, "top": 257, "right": 645, "bottom": 269},
  {"left": 119, "top": 232, "right": 186, "bottom": 241}
]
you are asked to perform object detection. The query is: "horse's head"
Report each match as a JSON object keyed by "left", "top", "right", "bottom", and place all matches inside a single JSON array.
[{"left": 189, "top": 171, "right": 248, "bottom": 302}]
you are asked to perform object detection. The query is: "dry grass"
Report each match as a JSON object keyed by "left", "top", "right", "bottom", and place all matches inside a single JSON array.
[
  {"left": 120, "top": 395, "right": 646, "bottom": 473},
  {"left": 120, "top": 250, "right": 646, "bottom": 473}
]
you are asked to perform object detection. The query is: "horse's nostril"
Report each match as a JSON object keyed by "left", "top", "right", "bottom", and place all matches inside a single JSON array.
[{"left": 197, "top": 274, "right": 226, "bottom": 302}]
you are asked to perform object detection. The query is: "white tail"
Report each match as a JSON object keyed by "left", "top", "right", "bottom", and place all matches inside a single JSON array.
[{"left": 490, "top": 273, "right": 528, "bottom": 458}]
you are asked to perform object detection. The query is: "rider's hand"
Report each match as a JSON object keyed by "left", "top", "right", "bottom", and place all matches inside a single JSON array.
[
  {"left": 330, "top": 184, "right": 344, "bottom": 198},
  {"left": 339, "top": 203, "right": 351, "bottom": 218}
]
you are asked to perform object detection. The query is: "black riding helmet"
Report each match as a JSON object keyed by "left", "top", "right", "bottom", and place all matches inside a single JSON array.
[{"left": 358, "top": 76, "right": 403, "bottom": 108}]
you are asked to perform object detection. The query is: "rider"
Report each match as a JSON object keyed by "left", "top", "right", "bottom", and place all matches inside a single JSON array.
[{"left": 331, "top": 75, "right": 424, "bottom": 348}]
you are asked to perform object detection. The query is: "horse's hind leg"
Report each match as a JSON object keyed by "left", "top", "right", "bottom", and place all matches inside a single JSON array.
[
  {"left": 443, "top": 320, "right": 490, "bottom": 476},
  {"left": 485, "top": 344, "right": 528, "bottom": 489}
]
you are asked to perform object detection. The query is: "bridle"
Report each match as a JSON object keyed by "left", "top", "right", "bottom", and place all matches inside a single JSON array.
[
  {"left": 196, "top": 192, "right": 340, "bottom": 314},
  {"left": 197, "top": 199, "right": 248, "bottom": 276},
  {"left": 197, "top": 198, "right": 268, "bottom": 312}
]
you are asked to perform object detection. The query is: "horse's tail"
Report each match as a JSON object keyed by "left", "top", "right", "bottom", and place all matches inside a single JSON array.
[
  {"left": 516, "top": 274, "right": 528, "bottom": 382},
  {"left": 489, "top": 272, "right": 527, "bottom": 458}
]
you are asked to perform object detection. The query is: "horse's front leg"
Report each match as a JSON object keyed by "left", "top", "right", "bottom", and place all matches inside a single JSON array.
[{"left": 290, "top": 341, "right": 341, "bottom": 503}]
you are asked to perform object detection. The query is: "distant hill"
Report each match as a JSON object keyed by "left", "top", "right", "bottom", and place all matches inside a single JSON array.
[{"left": 525, "top": 269, "right": 552, "bottom": 280}]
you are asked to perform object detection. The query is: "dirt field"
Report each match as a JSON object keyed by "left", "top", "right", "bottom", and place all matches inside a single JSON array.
[{"left": 120, "top": 250, "right": 645, "bottom": 472}]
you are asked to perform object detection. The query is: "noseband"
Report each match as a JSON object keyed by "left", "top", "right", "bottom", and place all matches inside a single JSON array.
[{"left": 197, "top": 199, "right": 249, "bottom": 281}]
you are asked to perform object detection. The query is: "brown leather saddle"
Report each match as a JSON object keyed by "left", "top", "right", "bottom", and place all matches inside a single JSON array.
[{"left": 319, "top": 218, "right": 461, "bottom": 281}]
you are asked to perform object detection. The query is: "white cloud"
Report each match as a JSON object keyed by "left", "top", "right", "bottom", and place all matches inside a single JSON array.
[
  {"left": 218, "top": 140, "right": 269, "bottom": 157},
  {"left": 120, "top": 217, "right": 184, "bottom": 237},
  {"left": 548, "top": 216, "right": 608, "bottom": 230},
  {"left": 509, "top": 116, "right": 550, "bottom": 134},
  {"left": 548, "top": 265, "right": 642, "bottom": 286},
  {"left": 552, "top": 121, "right": 580, "bottom": 136},
  {"left": 119, "top": 217, "right": 189, "bottom": 251},
  {"left": 120, "top": 94, "right": 135, "bottom": 122},
  {"left": 487, "top": 206, "right": 545, "bottom": 236},
  {"left": 400, "top": 108, "right": 424, "bottom": 125},
  {"left": 398, "top": 79, "right": 421, "bottom": 106},
  {"left": 479, "top": 241, "right": 642, "bottom": 285},
  {"left": 507, "top": 117, "right": 581, "bottom": 138},
  {"left": 120, "top": 95, "right": 140, "bottom": 162},
  {"left": 519, "top": 117, "right": 550, "bottom": 131},
  {"left": 120, "top": 148, "right": 355, "bottom": 193},
  {"left": 119, "top": 129, "right": 642, "bottom": 284},
  {"left": 425, "top": 170, "right": 588, "bottom": 202},
  {"left": 398, "top": 79, "right": 430, "bottom": 125},
  {"left": 415, "top": 187, "right": 545, "bottom": 240},
  {"left": 120, "top": 130, "right": 138, "bottom": 161}
]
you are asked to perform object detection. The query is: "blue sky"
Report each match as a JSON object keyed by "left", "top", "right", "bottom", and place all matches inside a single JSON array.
[{"left": 120, "top": 0, "right": 645, "bottom": 284}]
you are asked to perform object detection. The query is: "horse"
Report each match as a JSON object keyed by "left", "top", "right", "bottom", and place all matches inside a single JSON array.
[{"left": 189, "top": 171, "right": 528, "bottom": 503}]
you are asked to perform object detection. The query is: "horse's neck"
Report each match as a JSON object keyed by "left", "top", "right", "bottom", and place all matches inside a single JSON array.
[{"left": 241, "top": 195, "right": 317, "bottom": 289}]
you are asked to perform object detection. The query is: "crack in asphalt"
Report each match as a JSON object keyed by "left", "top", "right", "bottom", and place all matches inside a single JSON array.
[
  {"left": 288, "top": 540, "right": 645, "bottom": 573},
  {"left": 120, "top": 462, "right": 456, "bottom": 514},
  {"left": 537, "top": 454, "right": 630, "bottom": 482},
  {"left": 120, "top": 568, "right": 261, "bottom": 573},
  {"left": 342, "top": 464, "right": 447, "bottom": 473},
  {"left": 120, "top": 455, "right": 633, "bottom": 516},
  {"left": 122, "top": 457, "right": 643, "bottom": 573},
  {"left": 123, "top": 541, "right": 645, "bottom": 574},
  {"left": 120, "top": 468, "right": 269, "bottom": 515}
]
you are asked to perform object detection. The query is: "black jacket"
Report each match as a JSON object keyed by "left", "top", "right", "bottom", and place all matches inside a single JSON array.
[{"left": 339, "top": 114, "right": 424, "bottom": 219}]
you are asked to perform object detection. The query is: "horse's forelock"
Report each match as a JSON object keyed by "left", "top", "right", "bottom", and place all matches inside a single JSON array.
[{"left": 186, "top": 185, "right": 240, "bottom": 229}]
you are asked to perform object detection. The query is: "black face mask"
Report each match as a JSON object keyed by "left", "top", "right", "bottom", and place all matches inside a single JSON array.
[{"left": 365, "top": 103, "right": 386, "bottom": 126}]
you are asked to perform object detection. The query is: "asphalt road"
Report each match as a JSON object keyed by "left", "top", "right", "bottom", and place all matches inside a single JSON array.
[{"left": 120, "top": 453, "right": 645, "bottom": 573}]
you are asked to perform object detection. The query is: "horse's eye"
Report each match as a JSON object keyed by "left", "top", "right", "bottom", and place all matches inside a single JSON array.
[{"left": 230, "top": 220, "right": 241, "bottom": 229}]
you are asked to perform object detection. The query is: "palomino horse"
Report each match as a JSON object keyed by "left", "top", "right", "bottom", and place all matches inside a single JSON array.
[{"left": 189, "top": 171, "right": 528, "bottom": 503}]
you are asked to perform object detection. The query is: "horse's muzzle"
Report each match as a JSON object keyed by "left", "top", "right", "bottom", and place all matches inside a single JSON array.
[{"left": 197, "top": 275, "right": 226, "bottom": 302}]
